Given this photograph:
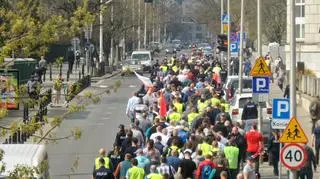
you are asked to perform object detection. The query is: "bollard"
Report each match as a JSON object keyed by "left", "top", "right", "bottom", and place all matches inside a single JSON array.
[
  {"left": 79, "top": 71, "right": 81, "bottom": 80},
  {"left": 59, "top": 63, "right": 62, "bottom": 77},
  {"left": 82, "top": 64, "right": 85, "bottom": 77},
  {"left": 67, "top": 70, "right": 70, "bottom": 82},
  {"left": 49, "top": 64, "right": 52, "bottom": 81},
  {"left": 23, "top": 103, "right": 29, "bottom": 123}
]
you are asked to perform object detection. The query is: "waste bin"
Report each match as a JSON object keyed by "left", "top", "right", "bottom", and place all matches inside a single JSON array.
[{"left": 4, "top": 58, "right": 37, "bottom": 84}]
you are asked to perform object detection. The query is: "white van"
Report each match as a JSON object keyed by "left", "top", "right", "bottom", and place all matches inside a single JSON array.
[
  {"left": 0, "top": 144, "right": 49, "bottom": 179},
  {"left": 131, "top": 51, "right": 153, "bottom": 71}
]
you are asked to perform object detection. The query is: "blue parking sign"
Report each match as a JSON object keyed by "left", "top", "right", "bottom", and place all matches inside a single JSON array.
[
  {"left": 272, "top": 99, "right": 290, "bottom": 119},
  {"left": 230, "top": 42, "right": 238, "bottom": 53},
  {"left": 252, "top": 77, "right": 269, "bottom": 93}
]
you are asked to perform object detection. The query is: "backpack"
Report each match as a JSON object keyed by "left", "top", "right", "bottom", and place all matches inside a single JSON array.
[{"left": 201, "top": 165, "right": 216, "bottom": 179}]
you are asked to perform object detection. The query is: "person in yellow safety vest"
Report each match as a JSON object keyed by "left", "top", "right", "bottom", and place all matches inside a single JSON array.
[
  {"left": 166, "top": 138, "right": 181, "bottom": 156},
  {"left": 211, "top": 92, "right": 221, "bottom": 108},
  {"left": 213, "top": 63, "right": 222, "bottom": 74},
  {"left": 168, "top": 56, "right": 176, "bottom": 67},
  {"left": 94, "top": 148, "right": 112, "bottom": 170},
  {"left": 198, "top": 95, "right": 209, "bottom": 112},
  {"left": 173, "top": 98, "right": 184, "bottom": 113},
  {"left": 220, "top": 99, "right": 230, "bottom": 112},
  {"left": 197, "top": 137, "right": 213, "bottom": 156},
  {"left": 168, "top": 107, "right": 181, "bottom": 123},
  {"left": 146, "top": 165, "right": 162, "bottom": 179},
  {"left": 160, "top": 64, "right": 168, "bottom": 73},
  {"left": 188, "top": 107, "right": 199, "bottom": 126},
  {"left": 172, "top": 65, "right": 179, "bottom": 74}
]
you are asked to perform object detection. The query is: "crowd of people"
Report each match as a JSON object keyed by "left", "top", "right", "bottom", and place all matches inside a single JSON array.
[{"left": 92, "top": 52, "right": 317, "bottom": 179}]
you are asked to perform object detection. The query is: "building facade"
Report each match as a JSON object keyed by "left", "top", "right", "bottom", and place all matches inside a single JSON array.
[{"left": 286, "top": 0, "right": 320, "bottom": 77}]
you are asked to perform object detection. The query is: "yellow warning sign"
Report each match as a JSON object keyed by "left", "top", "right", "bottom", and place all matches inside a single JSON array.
[
  {"left": 250, "top": 56, "right": 272, "bottom": 76},
  {"left": 279, "top": 117, "right": 309, "bottom": 144}
]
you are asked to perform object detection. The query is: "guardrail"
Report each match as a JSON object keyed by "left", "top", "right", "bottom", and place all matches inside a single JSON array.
[{"left": 297, "top": 74, "right": 320, "bottom": 98}]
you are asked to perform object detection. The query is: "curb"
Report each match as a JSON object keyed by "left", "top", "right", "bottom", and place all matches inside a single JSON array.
[{"left": 91, "top": 70, "right": 121, "bottom": 83}]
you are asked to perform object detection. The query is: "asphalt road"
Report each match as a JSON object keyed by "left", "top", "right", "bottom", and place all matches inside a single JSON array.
[{"left": 47, "top": 74, "right": 139, "bottom": 179}]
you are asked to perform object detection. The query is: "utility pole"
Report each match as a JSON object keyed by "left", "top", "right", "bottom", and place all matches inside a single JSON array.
[
  {"left": 138, "top": 0, "right": 141, "bottom": 50},
  {"left": 144, "top": 2, "right": 147, "bottom": 48},
  {"left": 238, "top": 0, "right": 244, "bottom": 94},
  {"left": 157, "top": 2, "right": 161, "bottom": 43},
  {"left": 220, "top": 0, "right": 224, "bottom": 34},
  {"left": 152, "top": 3, "right": 155, "bottom": 43},
  {"left": 110, "top": 4, "right": 114, "bottom": 67},
  {"left": 132, "top": 0, "right": 135, "bottom": 50},
  {"left": 99, "top": 0, "right": 104, "bottom": 66},
  {"left": 289, "top": 0, "right": 297, "bottom": 177},
  {"left": 227, "top": 0, "right": 231, "bottom": 76}
]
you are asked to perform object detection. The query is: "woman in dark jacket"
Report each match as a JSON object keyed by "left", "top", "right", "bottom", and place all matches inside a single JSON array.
[{"left": 268, "top": 130, "right": 280, "bottom": 176}]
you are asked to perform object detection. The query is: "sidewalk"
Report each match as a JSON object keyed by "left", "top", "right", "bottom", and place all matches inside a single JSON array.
[{"left": 258, "top": 80, "right": 320, "bottom": 178}]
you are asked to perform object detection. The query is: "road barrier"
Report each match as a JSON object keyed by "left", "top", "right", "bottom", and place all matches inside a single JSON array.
[{"left": 297, "top": 74, "right": 320, "bottom": 98}]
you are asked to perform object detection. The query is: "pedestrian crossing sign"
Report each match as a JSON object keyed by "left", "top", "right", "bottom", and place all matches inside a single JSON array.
[
  {"left": 250, "top": 56, "right": 272, "bottom": 76},
  {"left": 279, "top": 117, "right": 309, "bottom": 144}
]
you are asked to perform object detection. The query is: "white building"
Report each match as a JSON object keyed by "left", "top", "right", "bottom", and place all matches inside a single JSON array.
[{"left": 286, "top": 0, "right": 320, "bottom": 77}]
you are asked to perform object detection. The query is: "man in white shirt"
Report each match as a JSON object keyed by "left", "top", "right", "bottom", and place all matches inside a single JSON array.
[
  {"left": 150, "top": 126, "right": 168, "bottom": 146},
  {"left": 126, "top": 92, "right": 140, "bottom": 123}
]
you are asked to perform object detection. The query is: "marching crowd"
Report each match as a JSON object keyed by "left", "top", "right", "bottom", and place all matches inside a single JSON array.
[{"left": 92, "top": 52, "right": 317, "bottom": 179}]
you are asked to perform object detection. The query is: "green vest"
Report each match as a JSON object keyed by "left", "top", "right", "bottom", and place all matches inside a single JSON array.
[
  {"left": 198, "top": 143, "right": 213, "bottom": 156},
  {"left": 221, "top": 103, "right": 230, "bottom": 112},
  {"left": 211, "top": 97, "right": 221, "bottom": 107},
  {"left": 168, "top": 112, "right": 181, "bottom": 123},
  {"left": 224, "top": 146, "right": 239, "bottom": 169},
  {"left": 95, "top": 156, "right": 110, "bottom": 170},
  {"left": 174, "top": 102, "right": 183, "bottom": 113},
  {"left": 147, "top": 173, "right": 163, "bottom": 179},
  {"left": 172, "top": 65, "right": 179, "bottom": 73},
  {"left": 160, "top": 65, "right": 168, "bottom": 72},
  {"left": 127, "top": 166, "right": 145, "bottom": 179},
  {"left": 188, "top": 112, "right": 199, "bottom": 126},
  {"left": 167, "top": 145, "right": 181, "bottom": 156}
]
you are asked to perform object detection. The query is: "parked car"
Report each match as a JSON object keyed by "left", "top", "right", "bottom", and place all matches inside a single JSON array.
[
  {"left": 165, "top": 44, "right": 177, "bottom": 54},
  {"left": 121, "top": 58, "right": 144, "bottom": 75},
  {"left": 131, "top": 50, "right": 153, "bottom": 71},
  {"left": 203, "top": 47, "right": 213, "bottom": 57},
  {"left": 223, "top": 76, "right": 252, "bottom": 101}
]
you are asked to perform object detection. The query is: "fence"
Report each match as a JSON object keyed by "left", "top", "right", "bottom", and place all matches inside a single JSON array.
[
  {"left": 5, "top": 89, "right": 52, "bottom": 144},
  {"left": 297, "top": 74, "right": 320, "bottom": 98}
]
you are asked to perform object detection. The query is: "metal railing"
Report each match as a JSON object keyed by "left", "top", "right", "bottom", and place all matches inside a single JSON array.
[{"left": 297, "top": 74, "right": 320, "bottom": 98}]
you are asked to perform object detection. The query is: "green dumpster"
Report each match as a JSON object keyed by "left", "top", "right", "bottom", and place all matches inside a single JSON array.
[{"left": 4, "top": 58, "right": 37, "bottom": 84}]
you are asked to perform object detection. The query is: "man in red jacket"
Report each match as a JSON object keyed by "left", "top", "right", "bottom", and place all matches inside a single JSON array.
[
  {"left": 245, "top": 122, "right": 263, "bottom": 173},
  {"left": 195, "top": 154, "right": 216, "bottom": 179}
]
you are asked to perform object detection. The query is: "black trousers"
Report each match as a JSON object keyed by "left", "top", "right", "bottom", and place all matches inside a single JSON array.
[{"left": 315, "top": 143, "right": 320, "bottom": 165}]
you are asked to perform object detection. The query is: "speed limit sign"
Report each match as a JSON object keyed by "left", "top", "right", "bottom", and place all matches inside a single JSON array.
[{"left": 280, "top": 144, "right": 307, "bottom": 170}]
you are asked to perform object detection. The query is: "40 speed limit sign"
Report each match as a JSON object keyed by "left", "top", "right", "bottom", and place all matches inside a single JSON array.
[{"left": 280, "top": 144, "right": 307, "bottom": 170}]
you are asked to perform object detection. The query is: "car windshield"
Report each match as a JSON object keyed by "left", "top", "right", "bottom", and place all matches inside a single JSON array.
[
  {"left": 228, "top": 79, "right": 252, "bottom": 89},
  {"left": 131, "top": 54, "right": 149, "bottom": 60},
  {"left": 125, "top": 59, "right": 140, "bottom": 65},
  {"left": 239, "top": 98, "right": 266, "bottom": 108}
]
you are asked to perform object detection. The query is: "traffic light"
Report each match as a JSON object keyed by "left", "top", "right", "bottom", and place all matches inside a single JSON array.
[
  {"left": 217, "top": 34, "right": 228, "bottom": 52},
  {"left": 144, "top": 0, "right": 153, "bottom": 3}
]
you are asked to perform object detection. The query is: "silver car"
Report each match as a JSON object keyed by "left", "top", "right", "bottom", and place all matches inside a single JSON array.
[{"left": 121, "top": 58, "right": 143, "bottom": 75}]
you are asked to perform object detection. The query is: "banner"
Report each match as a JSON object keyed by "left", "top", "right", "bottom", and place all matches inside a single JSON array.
[
  {"left": 0, "top": 70, "right": 19, "bottom": 110},
  {"left": 134, "top": 72, "right": 152, "bottom": 87}
]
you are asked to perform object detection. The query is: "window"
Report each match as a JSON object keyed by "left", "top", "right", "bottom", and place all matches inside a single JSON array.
[
  {"left": 295, "top": 0, "right": 305, "bottom": 39},
  {"left": 196, "top": 26, "right": 202, "bottom": 31},
  {"left": 296, "top": 24, "right": 305, "bottom": 38},
  {"left": 196, "top": 33, "right": 202, "bottom": 39}
]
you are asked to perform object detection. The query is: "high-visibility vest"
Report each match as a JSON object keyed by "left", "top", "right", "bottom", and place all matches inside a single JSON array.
[
  {"left": 168, "top": 112, "right": 181, "bottom": 122},
  {"left": 213, "top": 66, "right": 222, "bottom": 73},
  {"left": 221, "top": 103, "right": 230, "bottom": 112},
  {"left": 211, "top": 97, "right": 221, "bottom": 107},
  {"left": 147, "top": 173, "right": 163, "bottom": 179},
  {"left": 188, "top": 112, "right": 199, "bottom": 126},
  {"left": 95, "top": 156, "right": 111, "bottom": 170},
  {"left": 160, "top": 65, "right": 168, "bottom": 72},
  {"left": 174, "top": 102, "right": 183, "bottom": 113},
  {"left": 168, "top": 58, "right": 175, "bottom": 66},
  {"left": 198, "top": 143, "right": 213, "bottom": 156},
  {"left": 172, "top": 65, "right": 179, "bottom": 73},
  {"left": 197, "top": 100, "right": 208, "bottom": 112},
  {"left": 167, "top": 145, "right": 181, "bottom": 156}
]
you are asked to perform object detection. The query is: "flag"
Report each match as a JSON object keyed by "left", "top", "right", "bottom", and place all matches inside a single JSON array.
[
  {"left": 134, "top": 72, "right": 152, "bottom": 87},
  {"left": 159, "top": 92, "right": 167, "bottom": 117}
]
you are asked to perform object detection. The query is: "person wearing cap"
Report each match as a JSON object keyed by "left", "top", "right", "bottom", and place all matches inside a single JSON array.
[
  {"left": 93, "top": 157, "right": 114, "bottom": 179},
  {"left": 146, "top": 165, "right": 162, "bottom": 179},
  {"left": 243, "top": 156, "right": 256, "bottom": 179},
  {"left": 94, "top": 148, "right": 113, "bottom": 171},
  {"left": 126, "top": 158, "right": 145, "bottom": 179}
]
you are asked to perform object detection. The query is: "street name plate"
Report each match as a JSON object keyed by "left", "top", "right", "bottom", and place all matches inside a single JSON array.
[{"left": 271, "top": 120, "right": 289, "bottom": 129}]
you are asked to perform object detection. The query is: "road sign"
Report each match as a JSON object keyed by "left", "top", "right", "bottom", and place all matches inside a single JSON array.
[
  {"left": 279, "top": 117, "right": 309, "bottom": 143},
  {"left": 222, "top": 13, "right": 229, "bottom": 24},
  {"left": 237, "top": 32, "right": 247, "bottom": 42},
  {"left": 230, "top": 32, "right": 237, "bottom": 42},
  {"left": 230, "top": 42, "right": 239, "bottom": 53},
  {"left": 250, "top": 56, "right": 272, "bottom": 76},
  {"left": 231, "top": 52, "right": 238, "bottom": 57},
  {"left": 252, "top": 77, "right": 269, "bottom": 93},
  {"left": 280, "top": 144, "right": 307, "bottom": 170},
  {"left": 272, "top": 98, "right": 290, "bottom": 129}
]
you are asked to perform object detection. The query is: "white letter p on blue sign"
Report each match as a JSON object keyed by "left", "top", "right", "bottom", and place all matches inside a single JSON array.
[{"left": 272, "top": 99, "right": 290, "bottom": 119}]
